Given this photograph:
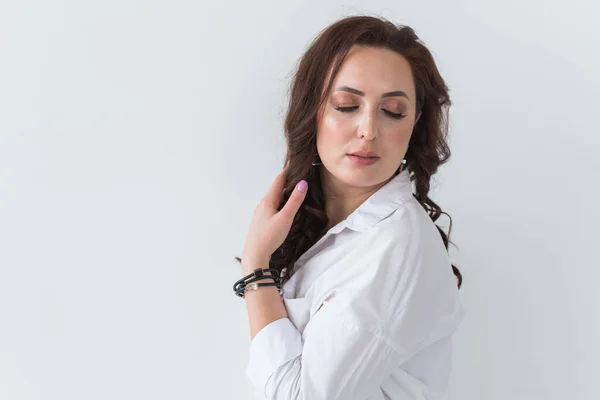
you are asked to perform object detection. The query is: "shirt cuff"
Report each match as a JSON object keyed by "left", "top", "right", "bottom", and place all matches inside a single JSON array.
[{"left": 245, "top": 317, "right": 303, "bottom": 389}]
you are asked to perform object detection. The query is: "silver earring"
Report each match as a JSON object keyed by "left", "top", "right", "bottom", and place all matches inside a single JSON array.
[
  {"left": 398, "top": 158, "right": 407, "bottom": 173},
  {"left": 311, "top": 152, "right": 323, "bottom": 166}
]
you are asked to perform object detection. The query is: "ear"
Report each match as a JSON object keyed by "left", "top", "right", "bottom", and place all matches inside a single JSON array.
[{"left": 415, "top": 111, "right": 422, "bottom": 124}]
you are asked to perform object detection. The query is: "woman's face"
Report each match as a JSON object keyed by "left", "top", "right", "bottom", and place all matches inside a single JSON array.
[{"left": 316, "top": 45, "right": 421, "bottom": 190}]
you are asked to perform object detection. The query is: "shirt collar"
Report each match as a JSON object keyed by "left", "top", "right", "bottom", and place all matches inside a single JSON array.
[
  {"left": 327, "top": 169, "right": 413, "bottom": 234},
  {"left": 291, "top": 169, "right": 414, "bottom": 273}
]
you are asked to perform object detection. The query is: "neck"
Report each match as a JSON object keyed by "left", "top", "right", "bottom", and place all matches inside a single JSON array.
[{"left": 320, "top": 169, "right": 391, "bottom": 230}]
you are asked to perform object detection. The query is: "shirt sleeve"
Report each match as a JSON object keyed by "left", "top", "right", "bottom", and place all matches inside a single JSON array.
[{"left": 245, "top": 310, "right": 401, "bottom": 400}]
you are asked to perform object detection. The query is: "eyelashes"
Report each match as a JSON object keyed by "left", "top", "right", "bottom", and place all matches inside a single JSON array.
[{"left": 334, "top": 105, "right": 406, "bottom": 120}]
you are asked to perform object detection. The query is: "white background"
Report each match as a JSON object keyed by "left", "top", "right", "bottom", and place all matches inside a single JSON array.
[{"left": 1, "top": 1, "right": 598, "bottom": 399}]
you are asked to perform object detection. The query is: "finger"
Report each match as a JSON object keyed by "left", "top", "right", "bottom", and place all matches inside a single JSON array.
[{"left": 279, "top": 180, "right": 308, "bottom": 219}]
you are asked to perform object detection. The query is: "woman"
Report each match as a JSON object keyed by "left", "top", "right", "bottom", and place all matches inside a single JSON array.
[{"left": 234, "top": 15, "right": 464, "bottom": 399}]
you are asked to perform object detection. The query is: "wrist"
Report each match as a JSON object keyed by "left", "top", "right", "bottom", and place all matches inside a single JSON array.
[{"left": 241, "top": 255, "right": 270, "bottom": 274}]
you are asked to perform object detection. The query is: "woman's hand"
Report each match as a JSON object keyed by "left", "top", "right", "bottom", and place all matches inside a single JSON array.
[{"left": 241, "top": 165, "right": 308, "bottom": 275}]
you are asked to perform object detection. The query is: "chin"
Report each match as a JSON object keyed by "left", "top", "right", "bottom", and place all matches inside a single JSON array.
[{"left": 334, "top": 166, "right": 390, "bottom": 188}]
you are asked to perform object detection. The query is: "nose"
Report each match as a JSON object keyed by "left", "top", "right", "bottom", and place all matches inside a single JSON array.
[{"left": 357, "top": 107, "right": 378, "bottom": 140}]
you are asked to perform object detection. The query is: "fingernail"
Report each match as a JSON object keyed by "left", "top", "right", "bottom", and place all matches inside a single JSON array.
[{"left": 297, "top": 180, "right": 307, "bottom": 192}]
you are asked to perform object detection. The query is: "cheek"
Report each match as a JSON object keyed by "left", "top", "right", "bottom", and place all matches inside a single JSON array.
[
  {"left": 321, "top": 113, "right": 349, "bottom": 133},
  {"left": 318, "top": 113, "right": 352, "bottom": 145},
  {"left": 387, "top": 127, "right": 413, "bottom": 149}
]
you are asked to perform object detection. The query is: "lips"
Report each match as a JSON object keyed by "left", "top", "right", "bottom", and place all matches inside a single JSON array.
[
  {"left": 348, "top": 150, "right": 378, "bottom": 158},
  {"left": 347, "top": 154, "right": 379, "bottom": 165}
]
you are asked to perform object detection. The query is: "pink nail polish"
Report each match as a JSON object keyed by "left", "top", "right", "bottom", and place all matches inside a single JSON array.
[{"left": 297, "top": 180, "right": 307, "bottom": 192}]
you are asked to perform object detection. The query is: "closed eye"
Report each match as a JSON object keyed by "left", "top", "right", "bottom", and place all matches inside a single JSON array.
[{"left": 334, "top": 106, "right": 406, "bottom": 120}]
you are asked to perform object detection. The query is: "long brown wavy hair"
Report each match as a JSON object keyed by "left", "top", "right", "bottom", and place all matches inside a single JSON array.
[{"left": 236, "top": 15, "right": 463, "bottom": 289}]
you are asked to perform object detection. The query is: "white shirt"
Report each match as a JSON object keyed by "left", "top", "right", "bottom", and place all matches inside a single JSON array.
[{"left": 245, "top": 169, "right": 465, "bottom": 399}]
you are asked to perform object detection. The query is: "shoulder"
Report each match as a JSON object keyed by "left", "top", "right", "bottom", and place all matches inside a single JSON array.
[
  {"left": 368, "top": 199, "right": 463, "bottom": 344},
  {"left": 343, "top": 198, "right": 461, "bottom": 319},
  {"left": 371, "top": 198, "right": 457, "bottom": 291},
  {"left": 307, "top": 197, "right": 459, "bottom": 306},
  {"left": 369, "top": 197, "right": 446, "bottom": 258}
]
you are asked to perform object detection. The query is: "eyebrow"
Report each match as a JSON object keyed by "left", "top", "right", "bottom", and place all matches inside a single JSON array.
[{"left": 334, "top": 85, "right": 409, "bottom": 99}]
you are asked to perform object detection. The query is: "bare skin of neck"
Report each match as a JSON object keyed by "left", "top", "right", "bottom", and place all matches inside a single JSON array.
[{"left": 321, "top": 170, "right": 392, "bottom": 231}]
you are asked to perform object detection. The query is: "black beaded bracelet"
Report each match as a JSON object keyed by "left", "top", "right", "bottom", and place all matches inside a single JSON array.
[
  {"left": 243, "top": 274, "right": 282, "bottom": 286},
  {"left": 233, "top": 268, "right": 280, "bottom": 291},
  {"left": 235, "top": 280, "right": 281, "bottom": 298},
  {"left": 233, "top": 268, "right": 282, "bottom": 298}
]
